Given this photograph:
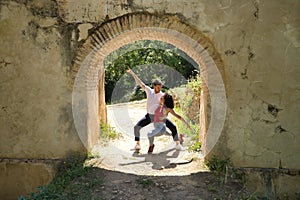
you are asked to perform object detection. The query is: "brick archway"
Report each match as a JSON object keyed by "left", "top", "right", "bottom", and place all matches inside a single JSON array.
[{"left": 72, "top": 13, "right": 226, "bottom": 157}]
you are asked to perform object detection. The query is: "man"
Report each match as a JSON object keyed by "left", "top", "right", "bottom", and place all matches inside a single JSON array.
[{"left": 126, "top": 68, "right": 184, "bottom": 152}]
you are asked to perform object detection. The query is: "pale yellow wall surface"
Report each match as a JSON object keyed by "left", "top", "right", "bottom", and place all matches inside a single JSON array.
[{"left": 0, "top": 0, "right": 299, "bottom": 199}]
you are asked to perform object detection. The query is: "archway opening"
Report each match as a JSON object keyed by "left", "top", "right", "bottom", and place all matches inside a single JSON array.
[
  {"left": 72, "top": 13, "right": 226, "bottom": 175},
  {"left": 92, "top": 40, "right": 205, "bottom": 175}
]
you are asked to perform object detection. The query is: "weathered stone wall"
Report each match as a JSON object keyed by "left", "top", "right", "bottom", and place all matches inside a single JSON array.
[
  {"left": 0, "top": 0, "right": 299, "bottom": 199},
  {"left": 56, "top": 0, "right": 300, "bottom": 169},
  {"left": 206, "top": 1, "right": 300, "bottom": 170},
  {"left": 0, "top": 1, "right": 86, "bottom": 199}
]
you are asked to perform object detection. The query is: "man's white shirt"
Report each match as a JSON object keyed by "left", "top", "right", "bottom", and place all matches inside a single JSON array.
[{"left": 145, "top": 85, "right": 164, "bottom": 114}]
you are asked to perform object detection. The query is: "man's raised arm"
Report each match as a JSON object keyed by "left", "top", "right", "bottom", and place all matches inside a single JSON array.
[{"left": 126, "top": 68, "right": 146, "bottom": 90}]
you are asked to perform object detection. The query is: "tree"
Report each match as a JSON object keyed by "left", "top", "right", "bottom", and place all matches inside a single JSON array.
[{"left": 104, "top": 40, "right": 198, "bottom": 103}]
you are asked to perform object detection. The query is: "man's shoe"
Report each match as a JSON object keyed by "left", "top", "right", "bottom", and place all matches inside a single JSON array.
[
  {"left": 135, "top": 144, "right": 141, "bottom": 150},
  {"left": 175, "top": 144, "right": 185, "bottom": 151},
  {"left": 131, "top": 144, "right": 141, "bottom": 151}
]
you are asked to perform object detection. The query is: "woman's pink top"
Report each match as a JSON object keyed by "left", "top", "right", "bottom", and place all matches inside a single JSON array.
[{"left": 154, "top": 105, "right": 166, "bottom": 123}]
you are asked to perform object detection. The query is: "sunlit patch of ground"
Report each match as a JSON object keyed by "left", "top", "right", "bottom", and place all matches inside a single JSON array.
[{"left": 90, "top": 100, "right": 208, "bottom": 176}]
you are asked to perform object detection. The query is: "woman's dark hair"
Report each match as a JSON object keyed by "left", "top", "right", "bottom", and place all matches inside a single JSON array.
[{"left": 164, "top": 93, "right": 174, "bottom": 109}]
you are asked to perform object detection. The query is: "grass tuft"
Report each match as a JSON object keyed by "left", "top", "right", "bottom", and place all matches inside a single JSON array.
[
  {"left": 100, "top": 122, "right": 121, "bottom": 140},
  {"left": 18, "top": 155, "right": 102, "bottom": 200}
]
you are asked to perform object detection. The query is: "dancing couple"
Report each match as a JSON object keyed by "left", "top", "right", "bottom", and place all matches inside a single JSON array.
[{"left": 126, "top": 68, "right": 191, "bottom": 154}]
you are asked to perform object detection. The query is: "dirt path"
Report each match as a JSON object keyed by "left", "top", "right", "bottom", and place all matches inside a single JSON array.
[
  {"left": 83, "top": 101, "right": 251, "bottom": 199},
  {"left": 79, "top": 167, "right": 250, "bottom": 200}
]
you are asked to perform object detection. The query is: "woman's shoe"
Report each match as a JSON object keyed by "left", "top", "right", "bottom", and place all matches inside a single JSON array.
[
  {"left": 148, "top": 144, "right": 155, "bottom": 154},
  {"left": 179, "top": 134, "right": 184, "bottom": 144}
]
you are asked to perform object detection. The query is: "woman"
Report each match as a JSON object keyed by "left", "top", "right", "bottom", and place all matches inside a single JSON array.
[{"left": 147, "top": 93, "right": 191, "bottom": 153}]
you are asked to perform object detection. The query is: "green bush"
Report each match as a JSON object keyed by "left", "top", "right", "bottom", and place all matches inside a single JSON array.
[
  {"left": 176, "top": 74, "right": 201, "bottom": 124},
  {"left": 100, "top": 122, "right": 121, "bottom": 140},
  {"left": 205, "top": 155, "right": 231, "bottom": 184},
  {"left": 296, "top": 192, "right": 300, "bottom": 200},
  {"left": 170, "top": 74, "right": 202, "bottom": 145},
  {"left": 188, "top": 141, "right": 202, "bottom": 152}
]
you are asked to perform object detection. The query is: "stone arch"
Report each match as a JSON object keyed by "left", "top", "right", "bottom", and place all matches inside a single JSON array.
[{"left": 72, "top": 13, "right": 227, "bottom": 157}]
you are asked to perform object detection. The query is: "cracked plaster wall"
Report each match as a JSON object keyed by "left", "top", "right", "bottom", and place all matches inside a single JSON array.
[
  {"left": 55, "top": 0, "right": 300, "bottom": 170},
  {"left": 207, "top": 1, "right": 300, "bottom": 169},
  {"left": 0, "top": 0, "right": 299, "bottom": 199},
  {"left": 0, "top": 0, "right": 85, "bottom": 159},
  {"left": 0, "top": 1, "right": 86, "bottom": 199}
]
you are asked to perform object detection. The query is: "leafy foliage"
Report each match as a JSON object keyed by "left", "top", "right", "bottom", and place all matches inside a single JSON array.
[
  {"left": 180, "top": 74, "right": 202, "bottom": 124},
  {"left": 170, "top": 74, "right": 201, "bottom": 145},
  {"left": 205, "top": 155, "right": 230, "bottom": 174},
  {"left": 205, "top": 155, "right": 231, "bottom": 184},
  {"left": 104, "top": 40, "right": 198, "bottom": 103},
  {"left": 188, "top": 141, "right": 202, "bottom": 152}
]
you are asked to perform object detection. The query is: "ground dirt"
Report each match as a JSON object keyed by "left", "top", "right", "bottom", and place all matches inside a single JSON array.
[{"left": 69, "top": 101, "right": 252, "bottom": 200}]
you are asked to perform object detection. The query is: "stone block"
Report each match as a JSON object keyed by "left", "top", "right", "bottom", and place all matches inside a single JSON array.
[
  {"left": 0, "top": 161, "right": 57, "bottom": 200},
  {"left": 78, "top": 23, "right": 94, "bottom": 41},
  {"left": 244, "top": 168, "right": 300, "bottom": 199}
]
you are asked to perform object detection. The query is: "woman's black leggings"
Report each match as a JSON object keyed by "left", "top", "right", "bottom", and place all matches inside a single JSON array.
[{"left": 134, "top": 113, "right": 179, "bottom": 141}]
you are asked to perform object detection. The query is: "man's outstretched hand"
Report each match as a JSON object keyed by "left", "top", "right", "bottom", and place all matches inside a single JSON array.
[{"left": 126, "top": 68, "right": 133, "bottom": 74}]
